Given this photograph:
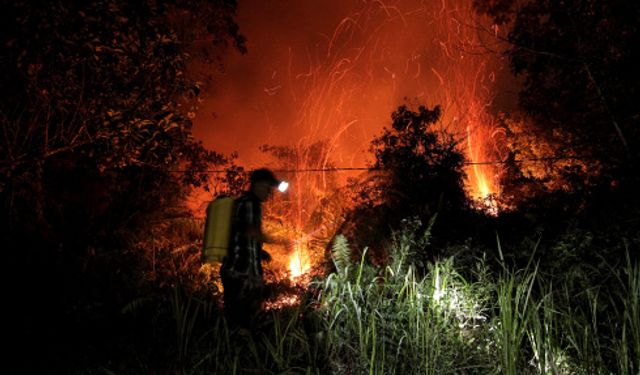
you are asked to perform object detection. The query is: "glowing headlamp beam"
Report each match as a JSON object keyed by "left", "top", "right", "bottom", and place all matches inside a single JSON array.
[{"left": 278, "top": 181, "right": 289, "bottom": 193}]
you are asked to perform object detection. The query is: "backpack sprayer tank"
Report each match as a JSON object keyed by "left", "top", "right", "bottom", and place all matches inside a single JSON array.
[{"left": 202, "top": 196, "right": 235, "bottom": 263}]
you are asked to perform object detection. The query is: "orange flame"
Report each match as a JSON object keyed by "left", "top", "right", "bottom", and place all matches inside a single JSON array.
[
  {"left": 191, "top": 0, "right": 513, "bottom": 281},
  {"left": 288, "top": 244, "right": 311, "bottom": 279},
  {"left": 467, "top": 125, "right": 493, "bottom": 199},
  {"left": 466, "top": 121, "right": 500, "bottom": 214}
]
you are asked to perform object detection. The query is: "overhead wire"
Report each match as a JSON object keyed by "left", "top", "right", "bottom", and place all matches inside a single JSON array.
[{"left": 168, "top": 155, "right": 592, "bottom": 174}]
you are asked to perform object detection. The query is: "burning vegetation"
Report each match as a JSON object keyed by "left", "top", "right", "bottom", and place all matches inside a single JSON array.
[
  {"left": 186, "top": 0, "right": 516, "bottom": 289},
  {"left": 177, "top": 0, "right": 614, "bottom": 307},
  {"left": 4, "top": 0, "right": 640, "bottom": 373}
]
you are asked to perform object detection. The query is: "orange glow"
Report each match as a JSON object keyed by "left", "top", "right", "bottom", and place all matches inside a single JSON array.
[
  {"left": 289, "top": 244, "right": 311, "bottom": 279},
  {"left": 466, "top": 123, "right": 498, "bottom": 199},
  {"left": 467, "top": 128, "right": 491, "bottom": 198},
  {"left": 467, "top": 135, "right": 499, "bottom": 214},
  {"left": 194, "top": 0, "right": 512, "bottom": 174},
  {"left": 190, "top": 0, "right": 514, "bottom": 280},
  {"left": 465, "top": 106, "right": 502, "bottom": 214},
  {"left": 263, "top": 293, "right": 300, "bottom": 310}
]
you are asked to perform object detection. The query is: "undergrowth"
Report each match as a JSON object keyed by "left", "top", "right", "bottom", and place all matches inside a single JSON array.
[{"left": 114, "top": 218, "right": 638, "bottom": 374}]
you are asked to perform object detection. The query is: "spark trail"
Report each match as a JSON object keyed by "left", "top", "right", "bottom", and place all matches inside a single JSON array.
[{"left": 194, "top": 0, "right": 511, "bottom": 288}]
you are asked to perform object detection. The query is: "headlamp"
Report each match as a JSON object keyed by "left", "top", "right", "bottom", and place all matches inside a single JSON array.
[{"left": 278, "top": 181, "right": 289, "bottom": 193}]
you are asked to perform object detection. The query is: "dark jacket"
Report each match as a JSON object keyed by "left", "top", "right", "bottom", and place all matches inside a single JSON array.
[{"left": 221, "top": 191, "right": 264, "bottom": 279}]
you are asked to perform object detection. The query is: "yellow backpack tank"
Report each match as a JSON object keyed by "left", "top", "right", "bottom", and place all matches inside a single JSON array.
[{"left": 202, "top": 196, "right": 235, "bottom": 263}]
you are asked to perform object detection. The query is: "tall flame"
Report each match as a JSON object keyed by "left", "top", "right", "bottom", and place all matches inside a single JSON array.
[
  {"left": 191, "top": 0, "right": 513, "bottom": 281},
  {"left": 466, "top": 120, "right": 500, "bottom": 214},
  {"left": 289, "top": 245, "right": 311, "bottom": 279},
  {"left": 466, "top": 125, "right": 493, "bottom": 199}
]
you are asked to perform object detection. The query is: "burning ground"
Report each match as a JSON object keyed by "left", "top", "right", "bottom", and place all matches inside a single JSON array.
[
  {"left": 3, "top": 0, "right": 640, "bottom": 373},
  {"left": 189, "top": 0, "right": 521, "bottom": 285}
]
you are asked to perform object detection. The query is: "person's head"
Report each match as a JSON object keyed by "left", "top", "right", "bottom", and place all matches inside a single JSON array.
[{"left": 249, "top": 168, "right": 280, "bottom": 202}]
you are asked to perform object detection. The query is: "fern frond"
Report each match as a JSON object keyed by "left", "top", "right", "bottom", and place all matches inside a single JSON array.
[{"left": 332, "top": 234, "right": 351, "bottom": 275}]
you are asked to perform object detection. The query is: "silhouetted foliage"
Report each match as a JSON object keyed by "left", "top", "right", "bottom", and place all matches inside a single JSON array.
[
  {"left": 476, "top": 0, "right": 640, "bottom": 180},
  {"left": 474, "top": 0, "right": 640, "bottom": 251},
  {"left": 1, "top": 0, "right": 245, "bottom": 189},
  {"left": 346, "top": 105, "right": 470, "bottom": 261},
  {"left": 0, "top": 1, "right": 244, "bottom": 372}
]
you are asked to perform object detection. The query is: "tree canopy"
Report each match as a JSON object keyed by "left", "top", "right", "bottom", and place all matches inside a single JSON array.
[
  {"left": 1, "top": 2, "right": 245, "bottom": 370},
  {"left": 347, "top": 104, "right": 469, "bottom": 259},
  {"left": 476, "top": 0, "right": 640, "bottom": 176},
  {"left": 1, "top": 0, "right": 244, "bottom": 191},
  {"left": 1, "top": 0, "right": 248, "bottom": 241}
]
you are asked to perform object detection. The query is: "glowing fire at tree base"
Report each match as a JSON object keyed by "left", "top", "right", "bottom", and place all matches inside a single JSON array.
[{"left": 289, "top": 244, "right": 311, "bottom": 279}]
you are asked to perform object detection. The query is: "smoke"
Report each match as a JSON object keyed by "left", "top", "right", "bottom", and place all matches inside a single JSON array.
[
  {"left": 188, "top": 0, "right": 523, "bottom": 281},
  {"left": 191, "top": 0, "right": 517, "bottom": 196}
]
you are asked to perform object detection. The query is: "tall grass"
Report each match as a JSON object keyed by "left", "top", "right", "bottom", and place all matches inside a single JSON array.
[
  {"left": 316, "top": 220, "right": 494, "bottom": 374},
  {"left": 526, "top": 282, "right": 567, "bottom": 375},
  {"left": 120, "top": 221, "right": 638, "bottom": 374},
  {"left": 605, "top": 249, "right": 639, "bottom": 375},
  {"left": 494, "top": 266, "right": 536, "bottom": 374},
  {"left": 493, "top": 237, "right": 538, "bottom": 374},
  {"left": 169, "top": 286, "right": 207, "bottom": 363}
]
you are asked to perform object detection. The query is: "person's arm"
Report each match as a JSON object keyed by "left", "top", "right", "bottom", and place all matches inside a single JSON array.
[{"left": 243, "top": 224, "right": 289, "bottom": 247}]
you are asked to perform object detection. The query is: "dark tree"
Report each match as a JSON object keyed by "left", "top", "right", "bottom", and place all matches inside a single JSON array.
[
  {"left": 1, "top": 0, "right": 244, "bottom": 189},
  {"left": 346, "top": 105, "right": 469, "bottom": 261},
  {"left": 475, "top": 0, "right": 640, "bottom": 281},
  {"left": 0, "top": 1, "right": 244, "bottom": 372},
  {"left": 476, "top": 0, "right": 640, "bottom": 178}
]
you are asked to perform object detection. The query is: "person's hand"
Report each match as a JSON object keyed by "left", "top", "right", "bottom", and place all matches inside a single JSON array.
[{"left": 261, "top": 250, "right": 272, "bottom": 262}]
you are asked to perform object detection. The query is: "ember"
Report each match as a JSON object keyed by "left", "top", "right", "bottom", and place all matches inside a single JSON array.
[
  {"left": 263, "top": 293, "right": 300, "bottom": 310},
  {"left": 193, "top": 0, "right": 514, "bottom": 281}
]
